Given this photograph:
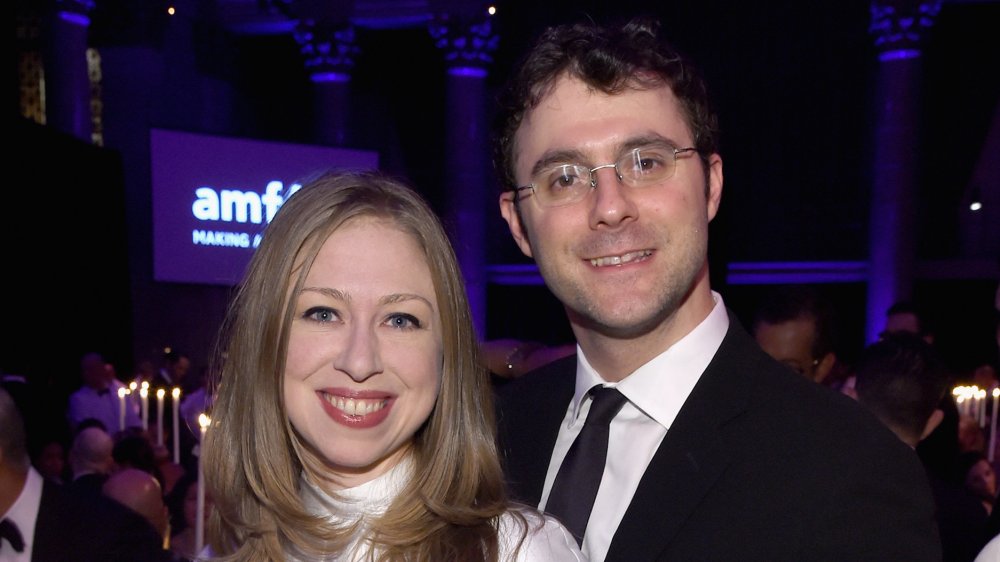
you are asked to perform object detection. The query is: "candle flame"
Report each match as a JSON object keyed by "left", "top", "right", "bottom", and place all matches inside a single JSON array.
[
  {"left": 141, "top": 381, "right": 150, "bottom": 390},
  {"left": 157, "top": 388, "right": 166, "bottom": 398},
  {"left": 140, "top": 388, "right": 148, "bottom": 398},
  {"left": 994, "top": 389, "right": 1000, "bottom": 398},
  {"left": 198, "top": 414, "right": 211, "bottom": 430},
  {"left": 129, "top": 381, "right": 138, "bottom": 391},
  {"left": 172, "top": 387, "right": 181, "bottom": 399},
  {"left": 118, "top": 387, "right": 127, "bottom": 398}
]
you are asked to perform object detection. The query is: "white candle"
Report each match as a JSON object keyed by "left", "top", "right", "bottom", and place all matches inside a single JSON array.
[
  {"left": 979, "top": 390, "right": 988, "bottom": 427},
  {"left": 196, "top": 413, "right": 210, "bottom": 555},
  {"left": 156, "top": 389, "right": 165, "bottom": 446},
  {"left": 172, "top": 387, "right": 182, "bottom": 464},
  {"left": 139, "top": 386, "right": 149, "bottom": 431},
  {"left": 991, "top": 389, "right": 999, "bottom": 463},
  {"left": 117, "top": 387, "right": 127, "bottom": 431}
]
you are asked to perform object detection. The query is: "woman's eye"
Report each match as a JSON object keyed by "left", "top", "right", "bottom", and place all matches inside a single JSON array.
[
  {"left": 386, "top": 313, "right": 421, "bottom": 330},
  {"left": 304, "top": 307, "right": 339, "bottom": 323}
]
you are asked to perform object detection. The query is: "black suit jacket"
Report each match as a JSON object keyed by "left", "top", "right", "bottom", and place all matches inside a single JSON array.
[
  {"left": 32, "top": 479, "right": 173, "bottom": 562},
  {"left": 496, "top": 314, "right": 942, "bottom": 561}
]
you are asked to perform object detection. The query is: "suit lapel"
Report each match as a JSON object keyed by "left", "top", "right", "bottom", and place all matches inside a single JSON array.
[
  {"left": 606, "top": 319, "right": 753, "bottom": 561},
  {"left": 496, "top": 355, "right": 577, "bottom": 505},
  {"left": 31, "top": 481, "right": 59, "bottom": 562}
]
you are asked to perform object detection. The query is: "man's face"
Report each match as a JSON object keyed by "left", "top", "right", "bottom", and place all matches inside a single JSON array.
[
  {"left": 884, "top": 312, "right": 920, "bottom": 336},
  {"left": 754, "top": 318, "right": 824, "bottom": 381},
  {"left": 500, "top": 75, "right": 722, "bottom": 341}
]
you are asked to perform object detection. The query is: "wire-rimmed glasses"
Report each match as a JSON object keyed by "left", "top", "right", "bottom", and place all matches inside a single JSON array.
[{"left": 511, "top": 144, "right": 699, "bottom": 208}]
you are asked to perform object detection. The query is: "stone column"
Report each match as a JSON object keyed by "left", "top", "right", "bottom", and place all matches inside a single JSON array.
[
  {"left": 44, "top": 0, "right": 95, "bottom": 141},
  {"left": 865, "top": 0, "right": 941, "bottom": 343},
  {"left": 429, "top": 14, "right": 499, "bottom": 338},
  {"left": 294, "top": 22, "right": 358, "bottom": 147}
]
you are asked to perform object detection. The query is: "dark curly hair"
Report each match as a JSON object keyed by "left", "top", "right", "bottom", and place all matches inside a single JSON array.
[{"left": 491, "top": 15, "right": 719, "bottom": 192}]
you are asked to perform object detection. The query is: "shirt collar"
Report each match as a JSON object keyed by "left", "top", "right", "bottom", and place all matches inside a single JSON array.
[
  {"left": 1, "top": 467, "right": 43, "bottom": 556},
  {"left": 572, "top": 291, "right": 729, "bottom": 428}
]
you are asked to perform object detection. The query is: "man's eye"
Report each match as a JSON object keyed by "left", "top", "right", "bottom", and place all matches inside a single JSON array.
[
  {"left": 544, "top": 166, "right": 587, "bottom": 193},
  {"left": 631, "top": 148, "right": 670, "bottom": 174}
]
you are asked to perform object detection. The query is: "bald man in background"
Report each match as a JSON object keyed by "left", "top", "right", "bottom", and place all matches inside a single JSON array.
[
  {"left": 68, "top": 426, "right": 114, "bottom": 498},
  {"left": 103, "top": 468, "right": 171, "bottom": 548}
]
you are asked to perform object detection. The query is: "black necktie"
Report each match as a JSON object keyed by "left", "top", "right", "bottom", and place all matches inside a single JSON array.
[
  {"left": 545, "top": 386, "right": 628, "bottom": 545},
  {"left": 0, "top": 518, "right": 24, "bottom": 553}
]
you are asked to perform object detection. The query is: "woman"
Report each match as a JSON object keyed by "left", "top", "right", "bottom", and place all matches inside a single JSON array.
[{"left": 204, "top": 170, "right": 583, "bottom": 561}]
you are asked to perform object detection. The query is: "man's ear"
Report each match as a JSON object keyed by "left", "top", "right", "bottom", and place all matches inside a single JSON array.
[
  {"left": 499, "top": 193, "right": 534, "bottom": 258},
  {"left": 706, "top": 153, "right": 723, "bottom": 222},
  {"left": 813, "top": 352, "right": 836, "bottom": 384},
  {"left": 921, "top": 408, "right": 945, "bottom": 442}
]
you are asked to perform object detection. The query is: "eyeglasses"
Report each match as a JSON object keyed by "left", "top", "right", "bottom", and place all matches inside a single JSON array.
[{"left": 511, "top": 144, "right": 699, "bottom": 208}]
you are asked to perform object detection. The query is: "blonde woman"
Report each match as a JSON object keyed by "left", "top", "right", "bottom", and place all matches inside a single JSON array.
[{"left": 204, "top": 170, "right": 583, "bottom": 561}]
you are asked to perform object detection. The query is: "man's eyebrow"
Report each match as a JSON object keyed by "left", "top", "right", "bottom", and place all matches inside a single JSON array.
[{"left": 530, "top": 148, "right": 589, "bottom": 177}]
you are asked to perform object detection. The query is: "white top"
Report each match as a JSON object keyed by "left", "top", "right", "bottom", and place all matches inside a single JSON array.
[
  {"left": 539, "top": 291, "right": 730, "bottom": 562},
  {"left": 294, "top": 460, "right": 586, "bottom": 562},
  {"left": 977, "top": 534, "right": 1000, "bottom": 562},
  {"left": 0, "top": 467, "right": 43, "bottom": 562}
]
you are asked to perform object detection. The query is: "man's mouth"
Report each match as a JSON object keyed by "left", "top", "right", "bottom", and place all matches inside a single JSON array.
[{"left": 589, "top": 249, "right": 653, "bottom": 267}]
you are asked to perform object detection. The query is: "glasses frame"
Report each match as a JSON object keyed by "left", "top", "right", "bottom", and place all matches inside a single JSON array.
[{"left": 510, "top": 146, "right": 700, "bottom": 208}]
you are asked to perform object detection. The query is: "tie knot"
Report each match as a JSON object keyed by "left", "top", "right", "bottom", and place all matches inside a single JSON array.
[{"left": 584, "top": 386, "right": 627, "bottom": 427}]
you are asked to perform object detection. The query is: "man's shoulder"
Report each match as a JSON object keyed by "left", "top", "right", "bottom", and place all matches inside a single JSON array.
[
  {"left": 494, "top": 355, "right": 576, "bottom": 404},
  {"left": 38, "top": 479, "right": 172, "bottom": 561}
]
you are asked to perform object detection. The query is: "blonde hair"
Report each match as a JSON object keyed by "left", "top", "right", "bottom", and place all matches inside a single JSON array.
[{"left": 204, "top": 170, "right": 521, "bottom": 560}]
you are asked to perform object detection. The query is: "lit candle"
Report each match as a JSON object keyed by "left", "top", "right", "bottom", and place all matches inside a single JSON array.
[
  {"left": 172, "top": 387, "right": 182, "bottom": 464},
  {"left": 196, "top": 413, "right": 210, "bottom": 555},
  {"left": 156, "top": 389, "right": 166, "bottom": 446},
  {"left": 139, "top": 386, "right": 149, "bottom": 431},
  {"left": 979, "top": 389, "right": 988, "bottom": 427},
  {"left": 117, "top": 387, "right": 127, "bottom": 431},
  {"left": 990, "top": 388, "right": 999, "bottom": 463}
]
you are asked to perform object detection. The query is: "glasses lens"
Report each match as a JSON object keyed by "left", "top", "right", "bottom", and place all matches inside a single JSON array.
[
  {"left": 535, "top": 164, "right": 591, "bottom": 207},
  {"left": 619, "top": 145, "right": 676, "bottom": 185}
]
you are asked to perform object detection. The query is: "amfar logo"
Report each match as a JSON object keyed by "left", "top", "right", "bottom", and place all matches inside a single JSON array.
[{"left": 191, "top": 180, "right": 302, "bottom": 224}]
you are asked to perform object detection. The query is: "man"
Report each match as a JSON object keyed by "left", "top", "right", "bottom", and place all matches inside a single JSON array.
[
  {"left": 493, "top": 17, "right": 939, "bottom": 561},
  {"left": 751, "top": 285, "right": 839, "bottom": 384},
  {"left": 67, "top": 426, "right": 115, "bottom": 498},
  {"left": 854, "top": 333, "right": 952, "bottom": 449},
  {"left": 883, "top": 300, "right": 935, "bottom": 344},
  {"left": 103, "top": 468, "right": 171, "bottom": 549},
  {"left": 152, "top": 350, "right": 191, "bottom": 389},
  {"left": 853, "top": 333, "right": 990, "bottom": 562},
  {"left": 0, "top": 388, "right": 170, "bottom": 561},
  {"left": 66, "top": 351, "right": 140, "bottom": 434}
]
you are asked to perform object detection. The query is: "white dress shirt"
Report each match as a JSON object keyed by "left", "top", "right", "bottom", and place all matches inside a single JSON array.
[
  {"left": 1, "top": 467, "right": 43, "bottom": 562},
  {"left": 539, "top": 292, "right": 729, "bottom": 562},
  {"left": 295, "top": 458, "right": 586, "bottom": 561},
  {"left": 67, "top": 379, "right": 141, "bottom": 433}
]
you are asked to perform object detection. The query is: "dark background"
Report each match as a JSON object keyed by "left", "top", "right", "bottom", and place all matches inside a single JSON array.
[{"left": 9, "top": 0, "right": 1000, "bottom": 398}]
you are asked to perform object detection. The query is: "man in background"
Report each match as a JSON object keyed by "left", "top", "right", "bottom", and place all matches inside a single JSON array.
[
  {"left": 1, "top": 387, "right": 170, "bottom": 561},
  {"left": 752, "top": 285, "right": 840, "bottom": 385}
]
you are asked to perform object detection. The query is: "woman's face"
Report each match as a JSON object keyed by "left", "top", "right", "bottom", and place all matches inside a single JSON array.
[{"left": 284, "top": 217, "right": 443, "bottom": 489}]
